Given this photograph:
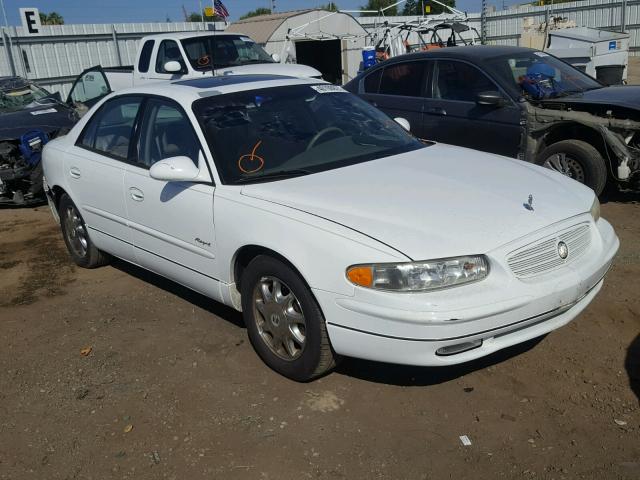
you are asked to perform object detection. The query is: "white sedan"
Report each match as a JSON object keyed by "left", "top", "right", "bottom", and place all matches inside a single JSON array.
[{"left": 42, "top": 75, "right": 619, "bottom": 381}]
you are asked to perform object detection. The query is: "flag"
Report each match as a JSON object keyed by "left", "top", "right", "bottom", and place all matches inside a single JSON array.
[{"left": 213, "top": 0, "right": 229, "bottom": 18}]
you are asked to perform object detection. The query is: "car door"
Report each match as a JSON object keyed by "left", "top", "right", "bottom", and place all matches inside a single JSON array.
[
  {"left": 66, "top": 66, "right": 112, "bottom": 115},
  {"left": 147, "top": 39, "right": 189, "bottom": 81},
  {"left": 65, "top": 95, "right": 143, "bottom": 261},
  {"left": 123, "top": 97, "right": 218, "bottom": 297},
  {"left": 422, "top": 59, "right": 523, "bottom": 157},
  {"left": 357, "top": 60, "right": 431, "bottom": 139}
]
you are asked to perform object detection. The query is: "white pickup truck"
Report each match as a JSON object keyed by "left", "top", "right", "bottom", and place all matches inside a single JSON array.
[{"left": 66, "top": 32, "right": 322, "bottom": 110}]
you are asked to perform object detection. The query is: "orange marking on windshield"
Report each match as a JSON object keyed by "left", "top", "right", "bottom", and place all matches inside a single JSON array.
[{"left": 238, "top": 140, "right": 265, "bottom": 174}]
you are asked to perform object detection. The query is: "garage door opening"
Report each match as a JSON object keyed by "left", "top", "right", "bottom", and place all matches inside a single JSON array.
[{"left": 295, "top": 39, "right": 342, "bottom": 84}]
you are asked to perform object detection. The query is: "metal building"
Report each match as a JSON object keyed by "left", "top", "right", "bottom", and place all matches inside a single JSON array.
[{"left": 225, "top": 9, "right": 368, "bottom": 84}]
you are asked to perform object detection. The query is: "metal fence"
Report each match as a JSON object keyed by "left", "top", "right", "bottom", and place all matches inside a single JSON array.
[
  {"left": 0, "top": 0, "right": 638, "bottom": 96},
  {"left": 0, "top": 21, "right": 225, "bottom": 97},
  {"left": 359, "top": 0, "right": 639, "bottom": 53},
  {"left": 483, "top": 0, "right": 638, "bottom": 51}
]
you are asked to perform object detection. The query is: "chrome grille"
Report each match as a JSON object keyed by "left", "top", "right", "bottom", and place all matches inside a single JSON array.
[{"left": 507, "top": 223, "right": 592, "bottom": 278}]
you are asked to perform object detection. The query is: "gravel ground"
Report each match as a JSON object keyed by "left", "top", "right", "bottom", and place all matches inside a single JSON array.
[{"left": 0, "top": 192, "right": 638, "bottom": 480}]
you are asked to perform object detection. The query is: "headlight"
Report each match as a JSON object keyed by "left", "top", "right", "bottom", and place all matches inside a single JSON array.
[
  {"left": 590, "top": 197, "right": 600, "bottom": 222},
  {"left": 346, "top": 255, "right": 489, "bottom": 292}
]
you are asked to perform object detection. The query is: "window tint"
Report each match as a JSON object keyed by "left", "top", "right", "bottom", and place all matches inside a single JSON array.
[
  {"left": 137, "top": 98, "right": 200, "bottom": 168},
  {"left": 379, "top": 62, "right": 425, "bottom": 96},
  {"left": 80, "top": 96, "right": 142, "bottom": 160},
  {"left": 138, "top": 40, "right": 154, "bottom": 73},
  {"left": 434, "top": 60, "right": 497, "bottom": 102},
  {"left": 363, "top": 68, "right": 382, "bottom": 93},
  {"left": 155, "top": 40, "right": 186, "bottom": 74}
]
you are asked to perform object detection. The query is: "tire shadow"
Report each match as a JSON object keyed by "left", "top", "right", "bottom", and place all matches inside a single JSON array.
[
  {"left": 626, "top": 334, "right": 640, "bottom": 405},
  {"left": 110, "top": 258, "right": 245, "bottom": 329},
  {"left": 334, "top": 336, "right": 546, "bottom": 386}
]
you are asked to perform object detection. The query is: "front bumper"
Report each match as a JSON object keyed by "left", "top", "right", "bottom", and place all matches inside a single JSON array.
[{"left": 315, "top": 215, "right": 619, "bottom": 366}]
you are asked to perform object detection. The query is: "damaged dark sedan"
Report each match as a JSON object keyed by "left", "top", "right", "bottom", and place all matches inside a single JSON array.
[
  {"left": 0, "top": 77, "right": 78, "bottom": 205},
  {"left": 345, "top": 46, "right": 640, "bottom": 196}
]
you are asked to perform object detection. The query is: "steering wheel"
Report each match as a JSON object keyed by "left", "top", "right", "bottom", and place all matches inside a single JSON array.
[{"left": 306, "top": 127, "right": 346, "bottom": 151}]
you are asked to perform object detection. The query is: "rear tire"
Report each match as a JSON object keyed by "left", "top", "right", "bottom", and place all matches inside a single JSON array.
[
  {"left": 538, "top": 139, "right": 608, "bottom": 196},
  {"left": 241, "top": 255, "right": 336, "bottom": 381},
  {"left": 58, "top": 194, "right": 110, "bottom": 268}
]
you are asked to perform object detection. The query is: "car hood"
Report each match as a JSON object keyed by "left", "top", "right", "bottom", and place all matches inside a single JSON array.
[
  {"left": 240, "top": 144, "right": 594, "bottom": 260},
  {"left": 0, "top": 104, "right": 76, "bottom": 141},
  {"left": 544, "top": 85, "right": 640, "bottom": 110},
  {"left": 216, "top": 63, "right": 321, "bottom": 78}
]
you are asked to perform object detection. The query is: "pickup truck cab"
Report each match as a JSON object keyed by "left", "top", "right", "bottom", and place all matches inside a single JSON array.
[{"left": 66, "top": 32, "right": 322, "bottom": 112}]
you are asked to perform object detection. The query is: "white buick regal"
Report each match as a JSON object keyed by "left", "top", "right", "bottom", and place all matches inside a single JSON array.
[{"left": 43, "top": 75, "right": 619, "bottom": 381}]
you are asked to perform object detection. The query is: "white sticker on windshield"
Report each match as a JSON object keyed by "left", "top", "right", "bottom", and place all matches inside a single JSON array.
[
  {"left": 239, "top": 37, "right": 253, "bottom": 43},
  {"left": 30, "top": 108, "right": 57, "bottom": 115},
  {"left": 310, "top": 85, "right": 347, "bottom": 94},
  {"left": 533, "top": 51, "right": 549, "bottom": 57}
]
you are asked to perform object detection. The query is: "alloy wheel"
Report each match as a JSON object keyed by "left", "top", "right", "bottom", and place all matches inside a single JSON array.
[
  {"left": 63, "top": 204, "right": 88, "bottom": 258},
  {"left": 252, "top": 276, "right": 307, "bottom": 361}
]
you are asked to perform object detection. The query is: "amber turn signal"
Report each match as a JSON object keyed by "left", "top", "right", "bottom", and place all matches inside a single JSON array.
[{"left": 347, "top": 266, "right": 373, "bottom": 287}]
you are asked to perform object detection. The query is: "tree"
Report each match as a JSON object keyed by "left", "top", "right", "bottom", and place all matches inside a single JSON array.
[
  {"left": 239, "top": 7, "right": 272, "bottom": 20},
  {"left": 38, "top": 12, "right": 64, "bottom": 25},
  {"left": 359, "top": 0, "right": 398, "bottom": 17},
  {"left": 402, "top": 0, "right": 419, "bottom": 15},
  {"left": 319, "top": 2, "right": 339, "bottom": 11},
  {"left": 186, "top": 10, "right": 223, "bottom": 22},
  {"left": 424, "top": 0, "right": 456, "bottom": 15}
]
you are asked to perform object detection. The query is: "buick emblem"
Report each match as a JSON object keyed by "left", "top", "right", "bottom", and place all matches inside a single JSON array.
[
  {"left": 523, "top": 194, "right": 534, "bottom": 211},
  {"left": 557, "top": 241, "right": 569, "bottom": 259}
]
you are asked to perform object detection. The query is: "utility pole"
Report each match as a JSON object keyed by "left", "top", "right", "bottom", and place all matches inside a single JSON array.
[{"left": 271, "top": 0, "right": 276, "bottom": 13}]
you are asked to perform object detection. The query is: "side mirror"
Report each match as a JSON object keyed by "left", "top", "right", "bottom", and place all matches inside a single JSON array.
[
  {"left": 271, "top": 53, "right": 281, "bottom": 63},
  {"left": 476, "top": 91, "right": 505, "bottom": 107},
  {"left": 150, "top": 156, "right": 200, "bottom": 182},
  {"left": 394, "top": 117, "right": 411, "bottom": 132},
  {"left": 164, "top": 61, "right": 183, "bottom": 73}
]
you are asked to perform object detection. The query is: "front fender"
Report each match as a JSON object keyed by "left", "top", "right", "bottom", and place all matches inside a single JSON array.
[{"left": 213, "top": 190, "right": 410, "bottom": 297}]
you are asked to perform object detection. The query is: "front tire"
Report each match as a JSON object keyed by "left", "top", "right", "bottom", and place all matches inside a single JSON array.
[
  {"left": 58, "top": 194, "right": 110, "bottom": 268},
  {"left": 538, "top": 139, "right": 608, "bottom": 196},
  {"left": 241, "top": 255, "right": 336, "bottom": 381}
]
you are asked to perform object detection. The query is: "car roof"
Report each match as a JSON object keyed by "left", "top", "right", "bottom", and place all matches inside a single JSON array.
[
  {"left": 143, "top": 31, "right": 251, "bottom": 41},
  {"left": 110, "top": 75, "right": 323, "bottom": 105},
  {"left": 384, "top": 45, "right": 536, "bottom": 63}
]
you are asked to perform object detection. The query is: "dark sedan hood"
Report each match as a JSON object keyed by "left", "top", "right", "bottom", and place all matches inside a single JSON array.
[
  {"left": 544, "top": 85, "right": 640, "bottom": 111},
  {"left": 0, "top": 105, "right": 76, "bottom": 141}
]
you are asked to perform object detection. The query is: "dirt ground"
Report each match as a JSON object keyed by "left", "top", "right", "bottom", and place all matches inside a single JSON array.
[{"left": 0, "top": 193, "right": 638, "bottom": 480}]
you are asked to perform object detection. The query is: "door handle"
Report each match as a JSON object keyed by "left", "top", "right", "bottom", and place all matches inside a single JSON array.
[
  {"left": 426, "top": 107, "right": 447, "bottom": 116},
  {"left": 129, "top": 187, "right": 144, "bottom": 202},
  {"left": 69, "top": 167, "right": 81, "bottom": 179}
]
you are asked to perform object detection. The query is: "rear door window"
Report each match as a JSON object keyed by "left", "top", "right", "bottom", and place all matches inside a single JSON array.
[
  {"left": 138, "top": 40, "right": 154, "bottom": 73},
  {"left": 363, "top": 68, "right": 382, "bottom": 93},
  {"left": 379, "top": 61, "right": 427, "bottom": 97},
  {"left": 78, "top": 96, "right": 143, "bottom": 161}
]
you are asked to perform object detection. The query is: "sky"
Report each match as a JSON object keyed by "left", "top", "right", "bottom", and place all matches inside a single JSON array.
[{"left": 1, "top": 0, "right": 527, "bottom": 25}]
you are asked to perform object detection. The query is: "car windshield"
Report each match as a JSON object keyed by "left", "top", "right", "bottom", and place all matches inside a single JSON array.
[
  {"left": 193, "top": 84, "right": 425, "bottom": 185},
  {"left": 0, "top": 81, "right": 55, "bottom": 113},
  {"left": 486, "top": 51, "right": 602, "bottom": 101},
  {"left": 181, "top": 35, "right": 274, "bottom": 70}
]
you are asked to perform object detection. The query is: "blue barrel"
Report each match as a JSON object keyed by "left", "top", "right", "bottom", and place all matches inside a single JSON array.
[{"left": 362, "top": 47, "right": 376, "bottom": 69}]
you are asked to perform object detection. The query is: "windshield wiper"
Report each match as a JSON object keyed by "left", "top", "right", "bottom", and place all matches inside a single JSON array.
[{"left": 234, "top": 169, "right": 313, "bottom": 184}]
